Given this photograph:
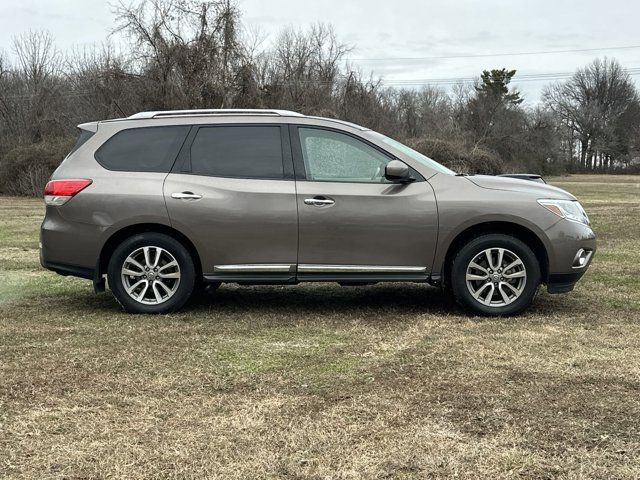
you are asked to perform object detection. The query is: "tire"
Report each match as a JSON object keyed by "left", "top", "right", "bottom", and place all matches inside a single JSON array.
[
  {"left": 107, "top": 232, "right": 196, "bottom": 314},
  {"left": 450, "top": 234, "right": 541, "bottom": 316}
]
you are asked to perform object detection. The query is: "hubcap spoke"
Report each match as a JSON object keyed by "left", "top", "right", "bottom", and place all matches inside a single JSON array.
[
  {"left": 469, "top": 262, "right": 489, "bottom": 275},
  {"left": 143, "top": 247, "right": 153, "bottom": 269},
  {"left": 503, "top": 259, "right": 523, "bottom": 272},
  {"left": 155, "top": 279, "right": 171, "bottom": 294},
  {"left": 498, "top": 283, "right": 511, "bottom": 304},
  {"left": 501, "top": 281, "right": 521, "bottom": 295},
  {"left": 496, "top": 248, "right": 505, "bottom": 270},
  {"left": 152, "top": 283, "right": 163, "bottom": 303},
  {"left": 482, "top": 283, "right": 495, "bottom": 305},
  {"left": 485, "top": 250, "right": 497, "bottom": 270},
  {"left": 136, "top": 281, "right": 149, "bottom": 301},
  {"left": 503, "top": 270, "right": 526, "bottom": 279},
  {"left": 158, "top": 271, "right": 180, "bottom": 279},
  {"left": 126, "top": 279, "right": 146, "bottom": 294},
  {"left": 122, "top": 267, "right": 144, "bottom": 277},
  {"left": 158, "top": 260, "right": 177, "bottom": 272},
  {"left": 466, "top": 272, "right": 488, "bottom": 281},
  {"left": 125, "top": 258, "right": 145, "bottom": 272},
  {"left": 473, "top": 282, "right": 491, "bottom": 300}
]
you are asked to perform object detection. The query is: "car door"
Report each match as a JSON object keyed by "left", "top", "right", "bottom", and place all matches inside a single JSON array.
[
  {"left": 163, "top": 124, "right": 298, "bottom": 280},
  {"left": 291, "top": 125, "right": 438, "bottom": 279}
]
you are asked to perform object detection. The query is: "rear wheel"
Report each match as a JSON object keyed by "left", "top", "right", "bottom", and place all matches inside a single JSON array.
[
  {"left": 108, "top": 232, "right": 196, "bottom": 314},
  {"left": 450, "top": 234, "right": 540, "bottom": 316}
]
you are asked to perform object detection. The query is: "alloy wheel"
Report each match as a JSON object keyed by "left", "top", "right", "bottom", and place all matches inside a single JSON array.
[
  {"left": 465, "top": 247, "right": 527, "bottom": 307},
  {"left": 120, "top": 246, "right": 181, "bottom": 305}
]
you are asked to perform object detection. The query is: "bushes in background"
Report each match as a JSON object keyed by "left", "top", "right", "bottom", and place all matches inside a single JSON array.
[
  {"left": 407, "top": 138, "right": 504, "bottom": 175},
  {"left": 0, "top": 137, "right": 74, "bottom": 196}
]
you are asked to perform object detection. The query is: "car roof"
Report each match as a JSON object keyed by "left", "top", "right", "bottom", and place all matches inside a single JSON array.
[{"left": 97, "top": 109, "right": 369, "bottom": 132}]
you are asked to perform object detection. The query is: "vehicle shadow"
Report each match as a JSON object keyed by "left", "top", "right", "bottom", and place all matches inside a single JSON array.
[
  {"left": 57, "top": 280, "right": 593, "bottom": 322},
  {"left": 186, "top": 282, "right": 456, "bottom": 318}
]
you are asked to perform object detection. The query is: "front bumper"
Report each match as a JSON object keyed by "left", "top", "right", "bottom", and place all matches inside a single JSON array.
[
  {"left": 545, "top": 220, "right": 596, "bottom": 294},
  {"left": 547, "top": 271, "right": 588, "bottom": 293}
]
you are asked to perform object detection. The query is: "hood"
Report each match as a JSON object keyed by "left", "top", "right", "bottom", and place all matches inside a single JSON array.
[{"left": 465, "top": 175, "right": 576, "bottom": 200}]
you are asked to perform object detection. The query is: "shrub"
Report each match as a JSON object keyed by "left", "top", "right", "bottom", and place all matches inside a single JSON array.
[
  {"left": 406, "top": 137, "right": 504, "bottom": 175},
  {"left": 0, "top": 137, "right": 75, "bottom": 196}
]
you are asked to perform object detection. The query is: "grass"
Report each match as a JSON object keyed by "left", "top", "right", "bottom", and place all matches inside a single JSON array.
[{"left": 1, "top": 174, "right": 639, "bottom": 479}]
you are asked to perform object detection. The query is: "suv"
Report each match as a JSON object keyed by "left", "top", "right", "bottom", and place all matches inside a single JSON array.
[{"left": 41, "top": 109, "right": 595, "bottom": 315}]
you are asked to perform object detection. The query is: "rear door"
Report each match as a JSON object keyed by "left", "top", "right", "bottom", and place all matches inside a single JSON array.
[
  {"left": 291, "top": 125, "right": 438, "bottom": 278},
  {"left": 163, "top": 124, "right": 298, "bottom": 280}
]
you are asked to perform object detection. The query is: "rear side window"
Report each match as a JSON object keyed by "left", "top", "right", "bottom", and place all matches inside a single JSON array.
[
  {"left": 96, "top": 126, "right": 190, "bottom": 172},
  {"left": 67, "top": 129, "right": 95, "bottom": 157},
  {"left": 189, "top": 126, "right": 284, "bottom": 179}
]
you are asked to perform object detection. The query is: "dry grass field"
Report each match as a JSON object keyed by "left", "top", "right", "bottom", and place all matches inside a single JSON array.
[{"left": 1, "top": 174, "right": 639, "bottom": 479}]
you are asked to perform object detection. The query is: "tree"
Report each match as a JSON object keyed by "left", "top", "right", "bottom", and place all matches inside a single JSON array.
[
  {"left": 112, "top": 0, "right": 246, "bottom": 109},
  {"left": 464, "top": 68, "right": 525, "bottom": 163},
  {"left": 543, "top": 57, "right": 640, "bottom": 171},
  {"left": 475, "top": 69, "right": 523, "bottom": 105}
]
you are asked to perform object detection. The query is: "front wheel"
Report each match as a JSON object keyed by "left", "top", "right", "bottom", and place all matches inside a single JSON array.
[
  {"left": 107, "top": 232, "right": 196, "bottom": 314},
  {"left": 450, "top": 234, "right": 541, "bottom": 316}
]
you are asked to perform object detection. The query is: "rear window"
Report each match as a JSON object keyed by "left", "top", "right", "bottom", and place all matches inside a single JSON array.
[
  {"left": 189, "top": 126, "right": 284, "bottom": 179},
  {"left": 96, "top": 126, "right": 190, "bottom": 172}
]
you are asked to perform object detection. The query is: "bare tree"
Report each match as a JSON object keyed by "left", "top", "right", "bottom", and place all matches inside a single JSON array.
[
  {"left": 112, "top": 0, "right": 246, "bottom": 108},
  {"left": 0, "top": 31, "right": 63, "bottom": 142},
  {"left": 544, "top": 57, "right": 640, "bottom": 171}
]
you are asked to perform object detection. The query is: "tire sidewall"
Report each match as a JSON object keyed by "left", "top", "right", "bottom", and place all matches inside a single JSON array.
[
  {"left": 451, "top": 234, "right": 541, "bottom": 316},
  {"left": 108, "top": 233, "right": 195, "bottom": 314}
]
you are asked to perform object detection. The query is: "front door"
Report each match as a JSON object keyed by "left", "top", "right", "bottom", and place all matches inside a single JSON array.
[
  {"left": 291, "top": 126, "right": 438, "bottom": 279},
  {"left": 164, "top": 124, "right": 298, "bottom": 279}
]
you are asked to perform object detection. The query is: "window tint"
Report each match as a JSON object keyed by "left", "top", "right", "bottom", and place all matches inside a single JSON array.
[
  {"left": 298, "top": 128, "right": 391, "bottom": 183},
  {"left": 96, "top": 126, "right": 189, "bottom": 172},
  {"left": 67, "top": 128, "right": 95, "bottom": 157},
  {"left": 190, "top": 126, "right": 284, "bottom": 179}
]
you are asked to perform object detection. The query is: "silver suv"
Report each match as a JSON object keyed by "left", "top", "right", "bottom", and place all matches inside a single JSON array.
[{"left": 41, "top": 109, "right": 596, "bottom": 315}]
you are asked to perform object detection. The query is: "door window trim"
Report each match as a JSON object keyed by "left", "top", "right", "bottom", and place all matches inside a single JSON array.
[
  {"left": 171, "top": 123, "right": 295, "bottom": 180},
  {"left": 288, "top": 124, "right": 424, "bottom": 183}
]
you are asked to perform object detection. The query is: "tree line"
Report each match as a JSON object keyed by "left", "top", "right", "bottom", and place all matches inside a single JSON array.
[{"left": 1, "top": 0, "right": 639, "bottom": 196}]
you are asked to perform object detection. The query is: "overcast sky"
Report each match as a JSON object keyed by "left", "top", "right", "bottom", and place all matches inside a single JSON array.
[{"left": 0, "top": 0, "right": 638, "bottom": 103}]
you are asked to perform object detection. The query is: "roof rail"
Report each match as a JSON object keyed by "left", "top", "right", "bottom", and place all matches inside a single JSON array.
[{"left": 127, "top": 109, "right": 304, "bottom": 120}]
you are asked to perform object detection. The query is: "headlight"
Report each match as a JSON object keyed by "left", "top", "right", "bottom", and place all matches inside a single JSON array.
[{"left": 537, "top": 199, "right": 590, "bottom": 226}]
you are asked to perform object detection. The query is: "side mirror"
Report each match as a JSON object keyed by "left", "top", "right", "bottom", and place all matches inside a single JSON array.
[{"left": 385, "top": 160, "right": 413, "bottom": 183}]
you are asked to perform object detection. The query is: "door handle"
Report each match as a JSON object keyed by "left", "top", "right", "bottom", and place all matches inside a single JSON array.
[
  {"left": 171, "top": 191, "right": 202, "bottom": 200},
  {"left": 304, "top": 197, "right": 335, "bottom": 206}
]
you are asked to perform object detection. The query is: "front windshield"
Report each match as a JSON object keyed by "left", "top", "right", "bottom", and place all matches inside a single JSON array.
[{"left": 369, "top": 132, "right": 456, "bottom": 175}]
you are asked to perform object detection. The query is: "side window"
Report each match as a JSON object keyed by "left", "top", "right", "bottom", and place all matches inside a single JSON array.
[
  {"left": 190, "top": 126, "right": 284, "bottom": 179},
  {"left": 96, "top": 126, "right": 189, "bottom": 172},
  {"left": 298, "top": 128, "right": 391, "bottom": 183}
]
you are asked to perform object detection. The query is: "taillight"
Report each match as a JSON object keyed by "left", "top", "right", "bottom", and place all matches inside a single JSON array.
[{"left": 44, "top": 179, "right": 92, "bottom": 206}]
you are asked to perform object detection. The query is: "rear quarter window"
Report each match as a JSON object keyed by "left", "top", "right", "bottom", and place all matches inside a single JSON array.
[
  {"left": 95, "top": 126, "right": 190, "bottom": 172},
  {"left": 67, "top": 129, "right": 95, "bottom": 157}
]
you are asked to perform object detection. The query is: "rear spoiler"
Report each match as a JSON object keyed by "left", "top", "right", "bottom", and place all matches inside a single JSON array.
[
  {"left": 77, "top": 121, "right": 99, "bottom": 133},
  {"left": 498, "top": 174, "right": 545, "bottom": 184}
]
